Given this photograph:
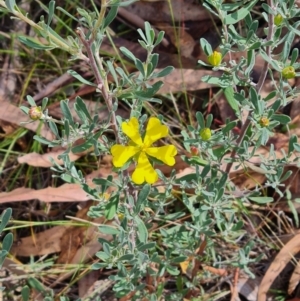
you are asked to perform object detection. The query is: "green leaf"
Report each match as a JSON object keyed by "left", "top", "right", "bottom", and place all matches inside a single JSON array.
[
  {"left": 138, "top": 242, "right": 156, "bottom": 252},
  {"left": 135, "top": 184, "right": 150, "bottom": 214},
  {"left": 20, "top": 106, "right": 29, "bottom": 115},
  {"left": 106, "top": 60, "right": 119, "bottom": 86},
  {"left": 119, "top": 254, "right": 135, "bottom": 262},
  {"left": 60, "top": 100, "right": 75, "bottom": 127},
  {"left": 249, "top": 197, "right": 273, "bottom": 204},
  {"left": 271, "top": 114, "right": 291, "bottom": 125},
  {"left": 145, "top": 21, "right": 154, "bottom": 44},
  {"left": 288, "top": 134, "right": 297, "bottom": 155},
  {"left": 21, "top": 286, "right": 30, "bottom": 301},
  {"left": 200, "top": 38, "right": 212, "bottom": 56},
  {"left": 18, "top": 36, "right": 55, "bottom": 50},
  {"left": 120, "top": 47, "right": 136, "bottom": 62},
  {"left": 248, "top": 41, "right": 261, "bottom": 50},
  {"left": 103, "top": 5, "right": 118, "bottom": 29},
  {"left": 202, "top": 74, "right": 231, "bottom": 88},
  {"left": 47, "top": 0, "right": 55, "bottom": 27},
  {"left": 224, "top": 0, "right": 258, "bottom": 25},
  {"left": 33, "top": 135, "right": 56, "bottom": 146},
  {"left": 41, "top": 97, "right": 48, "bottom": 110},
  {"left": 245, "top": 49, "right": 255, "bottom": 76},
  {"left": 135, "top": 81, "right": 162, "bottom": 98},
  {"left": 172, "top": 256, "right": 187, "bottom": 263},
  {"left": 196, "top": 111, "right": 205, "bottom": 128},
  {"left": 154, "top": 66, "right": 174, "bottom": 78},
  {"left": 261, "top": 3, "right": 275, "bottom": 15},
  {"left": 115, "top": 0, "right": 137, "bottom": 6},
  {"left": 135, "top": 58, "right": 145, "bottom": 77},
  {"left": 56, "top": 6, "right": 79, "bottom": 22},
  {"left": 3, "top": 233, "right": 13, "bottom": 250},
  {"left": 71, "top": 139, "right": 94, "bottom": 153},
  {"left": 223, "top": 86, "right": 239, "bottom": 113},
  {"left": 259, "top": 49, "right": 281, "bottom": 71},
  {"left": 26, "top": 95, "right": 37, "bottom": 107},
  {"left": 288, "top": 199, "right": 299, "bottom": 228},
  {"left": 105, "top": 195, "right": 119, "bottom": 220},
  {"left": 187, "top": 156, "right": 208, "bottom": 167},
  {"left": 93, "top": 176, "right": 117, "bottom": 188},
  {"left": 98, "top": 225, "right": 119, "bottom": 235},
  {"left": 154, "top": 31, "right": 164, "bottom": 47},
  {"left": 263, "top": 91, "right": 277, "bottom": 102},
  {"left": 222, "top": 121, "right": 237, "bottom": 135},
  {"left": 0, "top": 208, "right": 12, "bottom": 233},
  {"left": 0, "top": 233, "right": 13, "bottom": 266},
  {"left": 135, "top": 215, "right": 148, "bottom": 243},
  {"left": 48, "top": 120, "right": 60, "bottom": 138},
  {"left": 27, "top": 277, "right": 47, "bottom": 293},
  {"left": 291, "top": 48, "right": 299, "bottom": 65},
  {"left": 249, "top": 86, "right": 260, "bottom": 113},
  {"left": 5, "top": 0, "right": 16, "bottom": 12},
  {"left": 67, "top": 70, "right": 96, "bottom": 86},
  {"left": 74, "top": 96, "right": 92, "bottom": 121}
]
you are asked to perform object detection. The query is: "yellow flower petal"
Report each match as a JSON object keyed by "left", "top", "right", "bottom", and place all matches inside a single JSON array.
[
  {"left": 132, "top": 152, "right": 158, "bottom": 184},
  {"left": 144, "top": 117, "right": 168, "bottom": 147},
  {"left": 111, "top": 145, "right": 140, "bottom": 167},
  {"left": 122, "top": 117, "right": 143, "bottom": 145},
  {"left": 146, "top": 145, "right": 177, "bottom": 166}
]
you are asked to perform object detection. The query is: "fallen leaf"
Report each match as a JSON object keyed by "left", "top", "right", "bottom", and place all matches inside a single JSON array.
[
  {"left": 18, "top": 150, "right": 81, "bottom": 167},
  {"left": 257, "top": 233, "right": 300, "bottom": 301},
  {"left": 0, "top": 184, "right": 91, "bottom": 203},
  {"left": 288, "top": 259, "right": 300, "bottom": 295}
]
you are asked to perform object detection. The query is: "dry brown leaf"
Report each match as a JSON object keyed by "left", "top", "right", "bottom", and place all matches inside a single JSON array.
[
  {"left": 288, "top": 259, "right": 300, "bottom": 295},
  {"left": 149, "top": 69, "right": 222, "bottom": 94},
  {"left": 10, "top": 225, "right": 67, "bottom": 256},
  {"left": 155, "top": 22, "right": 196, "bottom": 58},
  {"left": 18, "top": 150, "right": 81, "bottom": 167},
  {"left": 0, "top": 184, "right": 91, "bottom": 204},
  {"left": 78, "top": 270, "right": 100, "bottom": 299},
  {"left": 257, "top": 233, "right": 300, "bottom": 301},
  {"left": 126, "top": 0, "right": 213, "bottom": 23},
  {"left": 50, "top": 223, "right": 113, "bottom": 287}
]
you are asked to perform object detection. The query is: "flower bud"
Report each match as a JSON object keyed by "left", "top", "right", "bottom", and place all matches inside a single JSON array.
[
  {"left": 190, "top": 146, "right": 199, "bottom": 156},
  {"left": 259, "top": 117, "right": 270, "bottom": 127},
  {"left": 282, "top": 66, "right": 296, "bottom": 79},
  {"left": 200, "top": 128, "right": 211, "bottom": 141},
  {"left": 29, "top": 106, "right": 43, "bottom": 120},
  {"left": 117, "top": 213, "right": 124, "bottom": 221},
  {"left": 274, "top": 14, "right": 283, "bottom": 26},
  {"left": 207, "top": 51, "right": 222, "bottom": 67}
]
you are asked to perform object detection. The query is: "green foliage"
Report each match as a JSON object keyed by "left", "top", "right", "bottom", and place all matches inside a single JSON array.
[
  {"left": 2, "top": 0, "right": 300, "bottom": 299},
  {"left": 0, "top": 208, "right": 13, "bottom": 291}
]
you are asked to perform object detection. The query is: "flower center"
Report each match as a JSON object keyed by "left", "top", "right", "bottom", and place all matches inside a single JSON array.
[{"left": 140, "top": 143, "right": 148, "bottom": 152}]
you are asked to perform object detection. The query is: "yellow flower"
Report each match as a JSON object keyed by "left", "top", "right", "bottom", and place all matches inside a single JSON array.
[
  {"left": 282, "top": 66, "right": 296, "bottom": 79},
  {"left": 259, "top": 117, "right": 270, "bottom": 127},
  {"left": 200, "top": 128, "right": 211, "bottom": 141},
  {"left": 207, "top": 51, "right": 222, "bottom": 67},
  {"left": 29, "top": 106, "right": 43, "bottom": 120},
  {"left": 111, "top": 117, "right": 177, "bottom": 185},
  {"left": 274, "top": 14, "right": 283, "bottom": 26}
]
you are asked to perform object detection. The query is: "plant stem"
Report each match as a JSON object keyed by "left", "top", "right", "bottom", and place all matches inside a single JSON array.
[{"left": 76, "top": 28, "right": 120, "bottom": 144}]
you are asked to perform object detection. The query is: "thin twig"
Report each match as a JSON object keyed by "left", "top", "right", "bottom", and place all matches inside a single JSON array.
[
  {"left": 76, "top": 28, "right": 120, "bottom": 144},
  {"left": 225, "top": 0, "right": 275, "bottom": 174}
]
